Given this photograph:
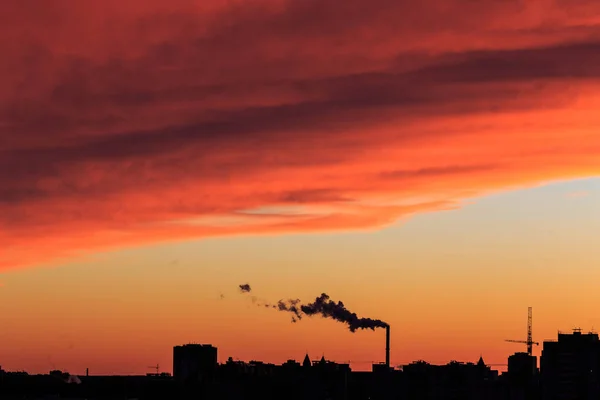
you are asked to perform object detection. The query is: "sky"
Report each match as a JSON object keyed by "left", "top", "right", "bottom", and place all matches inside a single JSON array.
[{"left": 1, "top": 0, "right": 600, "bottom": 374}]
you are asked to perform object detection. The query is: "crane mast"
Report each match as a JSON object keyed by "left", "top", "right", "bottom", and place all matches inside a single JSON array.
[
  {"left": 527, "top": 306, "right": 533, "bottom": 356},
  {"left": 505, "top": 307, "right": 539, "bottom": 356}
]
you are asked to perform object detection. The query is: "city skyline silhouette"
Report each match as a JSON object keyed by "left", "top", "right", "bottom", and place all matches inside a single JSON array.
[
  {"left": 2, "top": 2, "right": 600, "bottom": 397},
  {"left": 3, "top": 327, "right": 600, "bottom": 399}
]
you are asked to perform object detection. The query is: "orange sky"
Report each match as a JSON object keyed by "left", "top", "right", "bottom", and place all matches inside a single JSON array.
[
  {"left": 1, "top": 182, "right": 600, "bottom": 375},
  {"left": 1, "top": 0, "right": 600, "bottom": 375}
]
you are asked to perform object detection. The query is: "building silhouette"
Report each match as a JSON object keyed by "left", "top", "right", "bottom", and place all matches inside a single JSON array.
[
  {"left": 506, "top": 352, "right": 538, "bottom": 400},
  {"left": 401, "top": 356, "right": 500, "bottom": 400},
  {"left": 8, "top": 328, "right": 600, "bottom": 399},
  {"left": 303, "top": 353, "right": 311, "bottom": 368},
  {"left": 173, "top": 344, "right": 217, "bottom": 384},
  {"left": 541, "top": 329, "right": 600, "bottom": 400}
]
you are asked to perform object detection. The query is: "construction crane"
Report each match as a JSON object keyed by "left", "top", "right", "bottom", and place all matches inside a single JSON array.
[
  {"left": 505, "top": 307, "right": 539, "bottom": 356},
  {"left": 148, "top": 364, "right": 160, "bottom": 375}
]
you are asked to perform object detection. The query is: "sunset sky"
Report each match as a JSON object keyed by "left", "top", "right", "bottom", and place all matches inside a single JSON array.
[{"left": 1, "top": 0, "right": 600, "bottom": 375}]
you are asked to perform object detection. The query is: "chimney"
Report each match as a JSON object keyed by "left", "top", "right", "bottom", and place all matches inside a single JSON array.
[{"left": 385, "top": 325, "right": 390, "bottom": 369}]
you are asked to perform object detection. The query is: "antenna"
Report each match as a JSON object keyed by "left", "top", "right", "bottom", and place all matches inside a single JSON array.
[{"left": 148, "top": 364, "right": 160, "bottom": 375}]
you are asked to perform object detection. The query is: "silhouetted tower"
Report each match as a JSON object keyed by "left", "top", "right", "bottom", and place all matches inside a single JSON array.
[
  {"left": 541, "top": 329, "right": 600, "bottom": 400},
  {"left": 477, "top": 355, "right": 485, "bottom": 368},
  {"left": 506, "top": 307, "right": 539, "bottom": 356},
  {"left": 385, "top": 325, "right": 390, "bottom": 369},
  {"left": 302, "top": 353, "right": 311, "bottom": 368},
  {"left": 173, "top": 344, "right": 217, "bottom": 383}
]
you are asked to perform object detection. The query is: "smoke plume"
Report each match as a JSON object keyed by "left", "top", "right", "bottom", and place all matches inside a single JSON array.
[
  {"left": 301, "top": 293, "right": 388, "bottom": 332},
  {"left": 239, "top": 283, "right": 251, "bottom": 293},
  {"left": 274, "top": 298, "right": 303, "bottom": 323},
  {"left": 237, "top": 284, "right": 387, "bottom": 331}
]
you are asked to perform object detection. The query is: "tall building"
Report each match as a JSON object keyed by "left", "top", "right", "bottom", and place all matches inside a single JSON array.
[
  {"left": 508, "top": 352, "right": 537, "bottom": 381},
  {"left": 506, "top": 352, "right": 538, "bottom": 400},
  {"left": 541, "top": 329, "right": 600, "bottom": 400},
  {"left": 173, "top": 344, "right": 218, "bottom": 383}
]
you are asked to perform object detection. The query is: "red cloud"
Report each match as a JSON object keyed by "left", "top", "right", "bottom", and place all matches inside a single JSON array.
[{"left": 1, "top": 0, "right": 600, "bottom": 269}]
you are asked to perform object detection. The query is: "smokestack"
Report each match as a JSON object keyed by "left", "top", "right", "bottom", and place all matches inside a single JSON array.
[{"left": 385, "top": 325, "right": 390, "bottom": 369}]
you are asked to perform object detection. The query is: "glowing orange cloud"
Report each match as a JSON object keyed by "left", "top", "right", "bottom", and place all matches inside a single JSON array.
[{"left": 2, "top": 0, "right": 600, "bottom": 269}]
